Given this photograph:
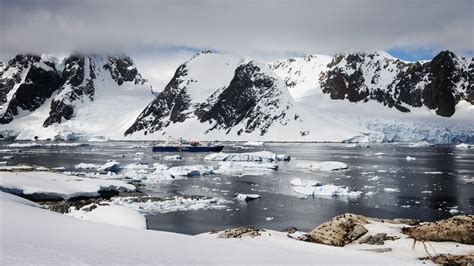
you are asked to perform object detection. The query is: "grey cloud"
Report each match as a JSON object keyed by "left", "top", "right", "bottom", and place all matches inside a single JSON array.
[{"left": 1, "top": 0, "right": 472, "bottom": 57}]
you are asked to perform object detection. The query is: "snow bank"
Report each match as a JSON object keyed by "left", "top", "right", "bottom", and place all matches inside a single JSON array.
[
  {"left": 204, "top": 151, "right": 290, "bottom": 162},
  {"left": 67, "top": 202, "right": 146, "bottom": 229},
  {"left": 297, "top": 161, "right": 348, "bottom": 171},
  {"left": 111, "top": 196, "right": 230, "bottom": 214},
  {"left": 0, "top": 171, "right": 135, "bottom": 200},
  {"left": 215, "top": 162, "right": 278, "bottom": 176}
]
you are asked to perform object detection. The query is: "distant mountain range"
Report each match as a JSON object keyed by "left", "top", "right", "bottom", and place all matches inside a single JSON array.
[{"left": 0, "top": 50, "right": 472, "bottom": 142}]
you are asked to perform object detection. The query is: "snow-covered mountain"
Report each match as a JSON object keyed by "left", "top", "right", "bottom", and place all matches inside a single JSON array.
[
  {"left": 271, "top": 50, "right": 473, "bottom": 142},
  {"left": 0, "top": 50, "right": 472, "bottom": 142},
  {"left": 125, "top": 52, "right": 360, "bottom": 141},
  {"left": 0, "top": 53, "right": 153, "bottom": 140}
]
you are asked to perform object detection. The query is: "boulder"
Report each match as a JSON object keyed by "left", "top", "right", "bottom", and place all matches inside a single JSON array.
[
  {"left": 300, "top": 213, "right": 369, "bottom": 246},
  {"left": 402, "top": 215, "right": 473, "bottom": 244},
  {"left": 359, "top": 233, "right": 400, "bottom": 245}
]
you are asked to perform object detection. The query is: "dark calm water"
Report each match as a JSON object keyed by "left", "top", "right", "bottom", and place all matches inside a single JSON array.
[{"left": 1, "top": 141, "right": 473, "bottom": 235}]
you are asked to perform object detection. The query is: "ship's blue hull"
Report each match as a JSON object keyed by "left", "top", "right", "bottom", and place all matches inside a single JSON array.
[{"left": 152, "top": 145, "right": 224, "bottom": 152}]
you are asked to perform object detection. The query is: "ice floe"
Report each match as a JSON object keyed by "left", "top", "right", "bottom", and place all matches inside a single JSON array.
[
  {"left": 215, "top": 162, "right": 278, "bottom": 176},
  {"left": 163, "top": 155, "right": 183, "bottom": 161},
  {"left": 0, "top": 171, "right": 135, "bottom": 200},
  {"left": 111, "top": 195, "right": 231, "bottom": 214},
  {"left": 75, "top": 163, "right": 99, "bottom": 169},
  {"left": 408, "top": 141, "right": 434, "bottom": 148},
  {"left": 405, "top": 156, "right": 416, "bottom": 161},
  {"left": 204, "top": 151, "right": 290, "bottom": 162},
  {"left": 455, "top": 143, "right": 473, "bottom": 148},
  {"left": 384, "top": 188, "right": 400, "bottom": 193},
  {"left": 235, "top": 193, "right": 261, "bottom": 201},
  {"left": 98, "top": 160, "right": 122, "bottom": 173},
  {"left": 168, "top": 165, "right": 214, "bottom": 177},
  {"left": 7, "top": 142, "right": 89, "bottom": 148},
  {"left": 290, "top": 178, "right": 322, "bottom": 187},
  {"left": 243, "top": 141, "right": 264, "bottom": 146},
  {"left": 297, "top": 161, "right": 348, "bottom": 171},
  {"left": 292, "top": 182, "right": 362, "bottom": 198}
]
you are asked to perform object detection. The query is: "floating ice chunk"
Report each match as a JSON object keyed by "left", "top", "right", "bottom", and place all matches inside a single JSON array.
[
  {"left": 405, "top": 156, "right": 416, "bottom": 161},
  {"left": 235, "top": 193, "right": 261, "bottom": 201},
  {"left": 384, "top": 188, "right": 400, "bottom": 193},
  {"left": 448, "top": 207, "right": 459, "bottom": 215},
  {"left": 455, "top": 143, "right": 472, "bottom": 148},
  {"left": 99, "top": 160, "right": 122, "bottom": 173},
  {"left": 0, "top": 161, "right": 7, "bottom": 166},
  {"left": 464, "top": 177, "right": 474, "bottom": 184},
  {"left": 167, "top": 165, "right": 214, "bottom": 177},
  {"left": 204, "top": 151, "right": 290, "bottom": 162},
  {"left": 374, "top": 152, "right": 385, "bottom": 156},
  {"left": 424, "top": 171, "right": 443, "bottom": 175},
  {"left": 75, "top": 163, "right": 99, "bottom": 169},
  {"left": 215, "top": 162, "right": 278, "bottom": 176},
  {"left": 421, "top": 190, "right": 432, "bottom": 194},
  {"left": 243, "top": 141, "right": 264, "bottom": 146},
  {"left": 368, "top": 176, "right": 380, "bottom": 181},
  {"left": 293, "top": 184, "right": 362, "bottom": 198},
  {"left": 297, "top": 161, "right": 348, "bottom": 171},
  {"left": 265, "top": 217, "right": 274, "bottom": 221},
  {"left": 2, "top": 156, "right": 13, "bottom": 159},
  {"left": 408, "top": 141, "right": 434, "bottom": 148},
  {"left": 163, "top": 155, "right": 183, "bottom": 161}
]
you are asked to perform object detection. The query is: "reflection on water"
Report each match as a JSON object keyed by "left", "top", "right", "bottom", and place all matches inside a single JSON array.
[{"left": 1, "top": 141, "right": 473, "bottom": 235}]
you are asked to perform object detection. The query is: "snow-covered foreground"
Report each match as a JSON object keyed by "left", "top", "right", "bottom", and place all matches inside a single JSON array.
[{"left": 0, "top": 192, "right": 424, "bottom": 264}]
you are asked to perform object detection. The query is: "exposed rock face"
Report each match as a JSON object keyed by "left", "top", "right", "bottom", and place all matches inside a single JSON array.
[
  {"left": 196, "top": 61, "right": 295, "bottom": 136},
  {"left": 43, "top": 55, "right": 96, "bottom": 126},
  {"left": 0, "top": 54, "right": 61, "bottom": 124},
  {"left": 299, "top": 213, "right": 369, "bottom": 246},
  {"left": 125, "top": 64, "right": 191, "bottom": 135},
  {"left": 320, "top": 51, "right": 472, "bottom": 117},
  {"left": 402, "top": 215, "right": 474, "bottom": 244}
]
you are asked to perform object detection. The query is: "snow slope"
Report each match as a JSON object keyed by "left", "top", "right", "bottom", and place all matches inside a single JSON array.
[{"left": 0, "top": 192, "right": 420, "bottom": 264}]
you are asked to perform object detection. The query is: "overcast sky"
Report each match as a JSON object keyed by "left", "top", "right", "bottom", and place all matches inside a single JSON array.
[{"left": 1, "top": 0, "right": 473, "bottom": 88}]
